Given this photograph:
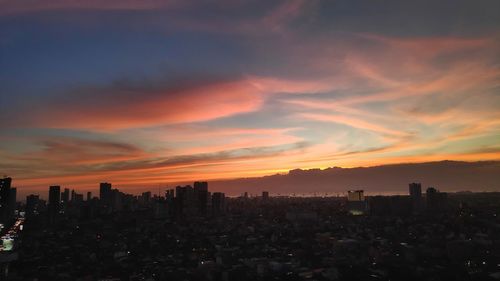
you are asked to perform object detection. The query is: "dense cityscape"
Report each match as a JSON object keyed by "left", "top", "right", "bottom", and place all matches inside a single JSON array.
[
  {"left": 2, "top": 0, "right": 500, "bottom": 280},
  {"left": 1, "top": 177, "right": 499, "bottom": 280}
]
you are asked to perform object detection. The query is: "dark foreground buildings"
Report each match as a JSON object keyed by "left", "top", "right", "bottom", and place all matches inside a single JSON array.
[
  {"left": 0, "top": 177, "right": 16, "bottom": 223},
  {"left": 1, "top": 178, "right": 500, "bottom": 281}
]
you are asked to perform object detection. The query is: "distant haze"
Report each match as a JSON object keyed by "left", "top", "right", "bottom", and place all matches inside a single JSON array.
[{"left": 210, "top": 161, "right": 500, "bottom": 196}]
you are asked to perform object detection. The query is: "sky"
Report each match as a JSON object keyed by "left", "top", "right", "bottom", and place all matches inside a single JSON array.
[{"left": 0, "top": 0, "right": 499, "bottom": 195}]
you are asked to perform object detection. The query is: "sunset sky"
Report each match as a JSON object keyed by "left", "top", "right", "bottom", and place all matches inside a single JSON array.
[{"left": 1, "top": 0, "right": 499, "bottom": 194}]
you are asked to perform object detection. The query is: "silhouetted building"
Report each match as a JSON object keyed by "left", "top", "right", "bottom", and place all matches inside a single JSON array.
[
  {"left": 194, "top": 181, "right": 208, "bottom": 190},
  {"left": 140, "top": 191, "right": 152, "bottom": 205},
  {"left": 194, "top": 181, "right": 208, "bottom": 215},
  {"left": 176, "top": 185, "right": 202, "bottom": 216},
  {"left": 426, "top": 187, "right": 448, "bottom": 213},
  {"left": 0, "top": 177, "right": 12, "bottom": 222},
  {"left": 262, "top": 191, "right": 269, "bottom": 200},
  {"left": 48, "top": 185, "right": 61, "bottom": 219},
  {"left": 212, "top": 192, "right": 226, "bottom": 215},
  {"left": 74, "top": 193, "right": 84, "bottom": 203},
  {"left": 87, "top": 191, "right": 92, "bottom": 201},
  {"left": 100, "top": 182, "right": 112, "bottom": 205},
  {"left": 26, "top": 194, "right": 40, "bottom": 217},
  {"left": 61, "top": 188, "right": 69, "bottom": 204},
  {"left": 165, "top": 189, "right": 175, "bottom": 216},
  {"left": 409, "top": 182, "right": 423, "bottom": 213},
  {"left": 409, "top": 183, "right": 421, "bottom": 198},
  {"left": 165, "top": 189, "right": 174, "bottom": 200},
  {"left": 154, "top": 197, "right": 168, "bottom": 219},
  {"left": 8, "top": 188, "right": 16, "bottom": 218},
  {"left": 110, "top": 189, "right": 123, "bottom": 212},
  {"left": 0, "top": 178, "right": 16, "bottom": 222}
]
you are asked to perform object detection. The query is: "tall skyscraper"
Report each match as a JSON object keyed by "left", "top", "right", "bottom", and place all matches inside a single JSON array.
[
  {"left": 100, "top": 182, "right": 112, "bottom": 205},
  {"left": 194, "top": 181, "right": 208, "bottom": 215},
  {"left": 409, "top": 183, "right": 422, "bottom": 213},
  {"left": 48, "top": 185, "right": 61, "bottom": 218},
  {"left": 62, "top": 188, "right": 70, "bottom": 203},
  {"left": 194, "top": 181, "right": 208, "bottom": 191},
  {"left": 409, "top": 183, "right": 422, "bottom": 198},
  {"left": 175, "top": 185, "right": 195, "bottom": 216},
  {"left": 8, "top": 188, "right": 16, "bottom": 218},
  {"left": 0, "top": 177, "right": 13, "bottom": 222},
  {"left": 212, "top": 192, "right": 226, "bottom": 216},
  {"left": 110, "top": 189, "right": 123, "bottom": 212}
]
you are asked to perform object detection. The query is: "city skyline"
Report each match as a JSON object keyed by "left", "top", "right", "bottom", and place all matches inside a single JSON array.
[
  {"left": 5, "top": 160, "right": 500, "bottom": 200},
  {"left": 1, "top": 0, "right": 500, "bottom": 192}
]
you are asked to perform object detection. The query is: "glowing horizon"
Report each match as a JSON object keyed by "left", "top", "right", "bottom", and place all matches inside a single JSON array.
[{"left": 1, "top": 0, "right": 499, "bottom": 194}]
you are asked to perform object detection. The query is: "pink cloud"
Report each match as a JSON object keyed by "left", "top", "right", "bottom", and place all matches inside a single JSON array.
[
  {"left": 31, "top": 80, "right": 264, "bottom": 130},
  {"left": 15, "top": 76, "right": 337, "bottom": 131}
]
